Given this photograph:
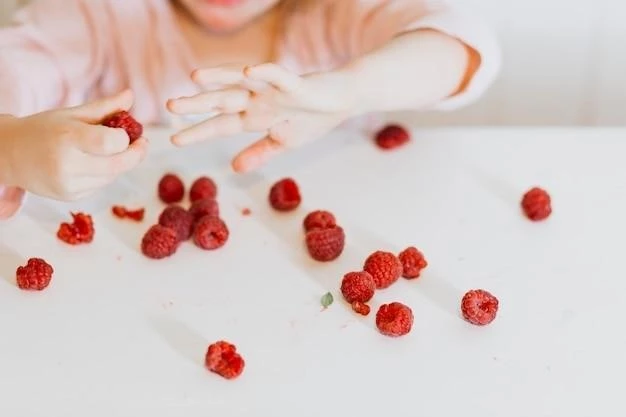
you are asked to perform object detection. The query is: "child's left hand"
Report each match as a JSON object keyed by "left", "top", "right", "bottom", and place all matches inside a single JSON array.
[{"left": 167, "top": 64, "right": 356, "bottom": 173}]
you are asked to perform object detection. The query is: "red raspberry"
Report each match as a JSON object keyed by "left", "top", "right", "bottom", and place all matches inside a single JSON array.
[
  {"left": 461, "top": 289, "right": 499, "bottom": 326},
  {"left": 351, "top": 301, "right": 371, "bottom": 316},
  {"left": 141, "top": 224, "right": 179, "bottom": 259},
  {"left": 158, "top": 173, "right": 185, "bottom": 204},
  {"left": 363, "top": 251, "right": 402, "bottom": 289},
  {"left": 303, "top": 210, "right": 336, "bottom": 232},
  {"left": 374, "top": 124, "right": 410, "bottom": 150},
  {"left": 193, "top": 216, "right": 229, "bottom": 250},
  {"left": 101, "top": 110, "right": 143, "bottom": 144},
  {"left": 398, "top": 246, "right": 428, "bottom": 279},
  {"left": 189, "top": 198, "right": 219, "bottom": 222},
  {"left": 205, "top": 341, "right": 245, "bottom": 380},
  {"left": 158, "top": 205, "right": 194, "bottom": 241},
  {"left": 376, "top": 302, "right": 413, "bottom": 337},
  {"left": 521, "top": 187, "right": 552, "bottom": 221},
  {"left": 111, "top": 206, "right": 145, "bottom": 222},
  {"left": 305, "top": 226, "right": 345, "bottom": 262},
  {"left": 189, "top": 176, "right": 217, "bottom": 202},
  {"left": 340, "top": 271, "right": 375, "bottom": 303},
  {"left": 15, "top": 258, "right": 54, "bottom": 291},
  {"left": 269, "top": 178, "right": 301, "bottom": 211},
  {"left": 57, "top": 212, "right": 94, "bottom": 245}
]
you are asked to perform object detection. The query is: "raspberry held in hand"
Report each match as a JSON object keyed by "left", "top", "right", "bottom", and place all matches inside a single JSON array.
[
  {"left": 363, "top": 251, "right": 402, "bottom": 289},
  {"left": 521, "top": 187, "right": 552, "bottom": 221},
  {"left": 303, "top": 210, "right": 336, "bottom": 232},
  {"left": 205, "top": 341, "right": 245, "bottom": 380},
  {"left": 305, "top": 226, "right": 345, "bottom": 262},
  {"left": 340, "top": 271, "right": 375, "bottom": 303},
  {"left": 189, "top": 198, "right": 220, "bottom": 222},
  {"left": 398, "top": 246, "right": 428, "bottom": 279},
  {"left": 158, "top": 205, "right": 194, "bottom": 241},
  {"left": 461, "top": 289, "right": 499, "bottom": 326},
  {"left": 269, "top": 178, "right": 301, "bottom": 211},
  {"left": 16, "top": 258, "right": 54, "bottom": 291},
  {"left": 57, "top": 212, "right": 94, "bottom": 245},
  {"left": 158, "top": 173, "right": 185, "bottom": 204},
  {"left": 193, "top": 216, "right": 229, "bottom": 250},
  {"left": 190, "top": 176, "right": 217, "bottom": 202},
  {"left": 376, "top": 302, "right": 414, "bottom": 337},
  {"left": 374, "top": 124, "right": 410, "bottom": 150},
  {"left": 141, "top": 225, "right": 179, "bottom": 259},
  {"left": 101, "top": 110, "right": 143, "bottom": 144}
]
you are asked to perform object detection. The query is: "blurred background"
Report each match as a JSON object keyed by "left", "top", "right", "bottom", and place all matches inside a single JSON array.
[{"left": 1, "top": 0, "right": 624, "bottom": 126}]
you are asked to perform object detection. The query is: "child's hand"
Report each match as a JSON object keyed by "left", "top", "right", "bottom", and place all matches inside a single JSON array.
[
  {"left": 0, "top": 91, "right": 148, "bottom": 201},
  {"left": 167, "top": 64, "right": 356, "bottom": 172}
]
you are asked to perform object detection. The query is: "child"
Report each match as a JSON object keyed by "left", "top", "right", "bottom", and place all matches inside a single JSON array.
[{"left": 0, "top": 0, "right": 500, "bottom": 219}]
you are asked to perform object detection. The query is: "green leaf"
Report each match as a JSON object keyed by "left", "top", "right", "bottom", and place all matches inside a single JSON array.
[{"left": 320, "top": 292, "right": 334, "bottom": 308}]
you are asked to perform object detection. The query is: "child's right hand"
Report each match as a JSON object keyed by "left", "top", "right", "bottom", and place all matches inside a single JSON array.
[{"left": 0, "top": 90, "right": 148, "bottom": 201}]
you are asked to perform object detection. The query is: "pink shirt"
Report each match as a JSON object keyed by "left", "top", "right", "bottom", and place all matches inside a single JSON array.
[{"left": 0, "top": 0, "right": 500, "bottom": 219}]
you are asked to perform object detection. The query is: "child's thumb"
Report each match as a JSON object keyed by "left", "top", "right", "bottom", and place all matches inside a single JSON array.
[{"left": 69, "top": 90, "right": 134, "bottom": 123}]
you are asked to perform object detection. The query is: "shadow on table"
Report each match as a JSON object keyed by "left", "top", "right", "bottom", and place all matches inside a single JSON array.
[
  {"left": 149, "top": 314, "right": 207, "bottom": 367},
  {"left": 0, "top": 244, "right": 23, "bottom": 286}
]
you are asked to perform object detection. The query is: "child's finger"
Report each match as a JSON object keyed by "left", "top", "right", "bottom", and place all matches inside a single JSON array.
[
  {"left": 191, "top": 65, "right": 248, "bottom": 87},
  {"left": 231, "top": 134, "right": 285, "bottom": 173},
  {"left": 171, "top": 114, "right": 244, "bottom": 146},
  {"left": 167, "top": 89, "right": 250, "bottom": 115},
  {"left": 84, "top": 138, "right": 148, "bottom": 176},
  {"left": 68, "top": 90, "right": 134, "bottom": 124},
  {"left": 244, "top": 63, "right": 303, "bottom": 93},
  {"left": 76, "top": 125, "right": 132, "bottom": 156}
]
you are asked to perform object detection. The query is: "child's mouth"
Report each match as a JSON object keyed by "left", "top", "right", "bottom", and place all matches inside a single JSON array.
[{"left": 202, "top": 0, "right": 245, "bottom": 6}]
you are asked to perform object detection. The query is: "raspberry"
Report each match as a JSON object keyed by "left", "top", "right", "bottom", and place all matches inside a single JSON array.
[
  {"left": 351, "top": 301, "right": 371, "bottom": 316},
  {"left": 305, "top": 226, "right": 345, "bottom": 262},
  {"left": 521, "top": 187, "right": 552, "bottom": 221},
  {"left": 205, "top": 341, "right": 245, "bottom": 380},
  {"left": 375, "top": 302, "right": 413, "bottom": 337},
  {"left": 141, "top": 224, "right": 179, "bottom": 259},
  {"left": 398, "top": 246, "right": 428, "bottom": 279},
  {"left": 188, "top": 198, "right": 219, "bottom": 222},
  {"left": 303, "top": 210, "right": 336, "bottom": 232},
  {"left": 57, "top": 212, "right": 94, "bottom": 245},
  {"left": 363, "top": 251, "right": 402, "bottom": 289},
  {"left": 241, "top": 208, "right": 251, "bottom": 216},
  {"left": 193, "top": 216, "right": 229, "bottom": 250},
  {"left": 190, "top": 176, "right": 217, "bottom": 202},
  {"left": 340, "top": 271, "right": 375, "bottom": 303},
  {"left": 101, "top": 110, "right": 143, "bottom": 144},
  {"left": 269, "top": 178, "right": 301, "bottom": 211},
  {"left": 158, "top": 205, "right": 194, "bottom": 241},
  {"left": 15, "top": 258, "right": 54, "bottom": 291},
  {"left": 158, "top": 173, "right": 185, "bottom": 204},
  {"left": 461, "top": 289, "right": 499, "bottom": 326},
  {"left": 374, "top": 124, "right": 410, "bottom": 150},
  {"left": 111, "top": 205, "right": 145, "bottom": 222}
]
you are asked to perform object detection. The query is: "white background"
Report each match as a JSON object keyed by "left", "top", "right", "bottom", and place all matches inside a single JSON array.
[{"left": 1, "top": 0, "right": 625, "bottom": 126}]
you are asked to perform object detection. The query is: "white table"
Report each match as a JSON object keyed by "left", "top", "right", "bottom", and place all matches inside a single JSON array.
[{"left": 1, "top": 127, "right": 624, "bottom": 417}]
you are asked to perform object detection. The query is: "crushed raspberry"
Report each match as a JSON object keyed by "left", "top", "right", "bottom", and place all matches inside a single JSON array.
[
  {"left": 193, "top": 216, "right": 229, "bottom": 250},
  {"left": 363, "top": 251, "right": 402, "bottom": 289},
  {"left": 303, "top": 210, "right": 336, "bottom": 232},
  {"left": 141, "top": 224, "right": 179, "bottom": 259},
  {"left": 340, "top": 271, "right": 375, "bottom": 303},
  {"left": 158, "top": 173, "right": 185, "bottom": 204},
  {"left": 374, "top": 124, "right": 410, "bottom": 150},
  {"left": 15, "top": 258, "right": 54, "bottom": 291},
  {"left": 101, "top": 110, "right": 143, "bottom": 144},
  {"left": 305, "top": 226, "right": 345, "bottom": 262},
  {"left": 461, "top": 289, "right": 499, "bottom": 326},
  {"left": 205, "top": 341, "right": 245, "bottom": 380},
  {"left": 269, "top": 178, "right": 301, "bottom": 211},
  {"left": 189, "top": 198, "right": 219, "bottom": 222},
  {"left": 521, "top": 187, "right": 552, "bottom": 221},
  {"left": 111, "top": 205, "right": 145, "bottom": 222},
  {"left": 158, "top": 205, "right": 194, "bottom": 241},
  {"left": 351, "top": 301, "right": 371, "bottom": 316},
  {"left": 57, "top": 212, "right": 94, "bottom": 245},
  {"left": 376, "top": 302, "right": 413, "bottom": 337},
  {"left": 398, "top": 246, "right": 428, "bottom": 279},
  {"left": 241, "top": 208, "right": 251, "bottom": 216},
  {"left": 190, "top": 176, "right": 217, "bottom": 202}
]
